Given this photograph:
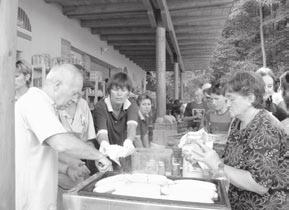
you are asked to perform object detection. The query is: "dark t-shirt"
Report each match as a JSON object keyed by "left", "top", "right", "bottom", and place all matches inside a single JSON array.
[
  {"left": 265, "top": 97, "right": 288, "bottom": 121},
  {"left": 184, "top": 101, "right": 206, "bottom": 130},
  {"left": 136, "top": 112, "right": 153, "bottom": 143},
  {"left": 93, "top": 98, "right": 138, "bottom": 145},
  {"left": 92, "top": 98, "right": 138, "bottom": 172}
]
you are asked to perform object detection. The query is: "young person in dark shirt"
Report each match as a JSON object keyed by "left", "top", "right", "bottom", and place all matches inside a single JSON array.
[
  {"left": 183, "top": 87, "right": 207, "bottom": 131},
  {"left": 93, "top": 72, "right": 138, "bottom": 171},
  {"left": 203, "top": 82, "right": 232, "bottom": 135},
  {"left": 135, "top": 94, "right": 153, "bottom": 148}
]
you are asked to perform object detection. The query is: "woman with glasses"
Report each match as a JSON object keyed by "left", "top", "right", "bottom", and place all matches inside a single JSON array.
[{"left": 188, "top": 71, "right": 289, "bottom": 210}]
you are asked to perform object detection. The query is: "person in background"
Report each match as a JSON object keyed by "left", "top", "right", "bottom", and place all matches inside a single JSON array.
[
  {"left": 257, "top": 67, "right": 283, "bottom": 104},
  {"left": 189, "top": 71, "right": 289, "bottom": 210},
  {"left": 134, "top": 94, "right": 153, "bottom": 148},
  {"left": 93, "top": 72, "right": 139, "bottom": 171},
  {"left": 15, "top": 60, "right": 32, "bottom": 101},
  {"left": 171, "top": 99, "right": 182, "bottom": 120},
  {"left": 203, "top": 82, "right": 232, "bottom": 134},
  {"left": 256, "top": 67, "right": 287, "bottom": 121},
  {"left": 279, "top": 71, "right": 289, "bottom": 132},
  {"left": 15, "top": 64, "right": 111, "bottom": 210},
  {"left": 183, "top": 87, "right": 207, "bottom": 131}
]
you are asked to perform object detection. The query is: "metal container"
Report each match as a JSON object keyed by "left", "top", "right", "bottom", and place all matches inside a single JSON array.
[{"left": 63, "top": 172, "right": 231, "bottom": 210}]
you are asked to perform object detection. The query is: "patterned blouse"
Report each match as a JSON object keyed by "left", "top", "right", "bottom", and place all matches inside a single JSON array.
[{"left": 223, "top": 109, "right": 289, "bottom": 210}]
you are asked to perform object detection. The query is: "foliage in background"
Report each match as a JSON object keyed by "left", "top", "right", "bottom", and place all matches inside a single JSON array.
[{"left": 210, "top": 0, "right": 289, "bottom": 82}]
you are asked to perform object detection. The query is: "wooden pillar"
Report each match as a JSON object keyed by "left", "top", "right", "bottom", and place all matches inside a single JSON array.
[
  {"left": 174, "top": 62, "right": 179, "bottom": 100},
  {"left": 180, "top": 72, "right": 184, "bottom": 100},
  {"left": 156, "top": 25, "right": 166, "bottom": 117},
  {"left": 0, "top": 0, "right": 17, "bottom": 209}
]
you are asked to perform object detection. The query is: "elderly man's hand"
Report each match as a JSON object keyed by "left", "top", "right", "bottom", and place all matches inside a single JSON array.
[
  {"left": 95, "top": 156, "right": 112, "bottom": 172},
  {"left": 67, "top": 165, "right": 90, "bottom": 182}
]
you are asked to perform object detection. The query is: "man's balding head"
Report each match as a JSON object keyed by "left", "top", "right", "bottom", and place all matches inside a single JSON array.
[
  {"left": 44, "top": 64, "right": 84, "bottom": 109},
  {"left": 46, "top": 64, "right": 83, "bottom": 85}
]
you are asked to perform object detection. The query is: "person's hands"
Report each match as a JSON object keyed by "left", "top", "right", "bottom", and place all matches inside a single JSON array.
[
  {"left": 99, "top": 141, "right": 110, "bottom": 155},
  {"left": 188, "top": 142, "right": 222, "bottom": 171},
  {"left": 67, "top": 164, "right": 90, "bottom": 182},
  {"left": 105, "top": 144, "right": 126, "bottom": 166},
  {"left": 95, "top": 156, "right": 112, "bottom": 172},
  {"left": 122, "top": 139, "right": 135, "bottom": 157}
]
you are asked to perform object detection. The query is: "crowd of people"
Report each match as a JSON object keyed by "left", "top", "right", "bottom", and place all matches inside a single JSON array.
[{"left": 14, "top": 61, "right": 289, "bottom": 210}]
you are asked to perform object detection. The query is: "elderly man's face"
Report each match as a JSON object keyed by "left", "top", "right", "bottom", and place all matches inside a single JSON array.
[{"left": 54, "top": 78, "right": 83, "bottom": 110}]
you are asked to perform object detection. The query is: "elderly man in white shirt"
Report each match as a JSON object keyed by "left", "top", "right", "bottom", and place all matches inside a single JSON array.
[{"left": 15, "top": 64, "right": 111, "bottom": 210}]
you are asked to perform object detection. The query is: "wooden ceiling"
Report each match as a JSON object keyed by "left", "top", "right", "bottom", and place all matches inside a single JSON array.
[{"left": 44, "top": 0, "right": 233, "bottom": 72}]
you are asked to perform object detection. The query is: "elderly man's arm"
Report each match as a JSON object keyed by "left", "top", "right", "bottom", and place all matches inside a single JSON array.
[{"left": 47, "top": 133, "right": 105, "bottom": 161}]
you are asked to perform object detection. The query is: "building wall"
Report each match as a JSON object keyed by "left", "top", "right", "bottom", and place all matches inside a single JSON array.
[{"left": 17, "top": 0, "right": 146, "bottom": 90}]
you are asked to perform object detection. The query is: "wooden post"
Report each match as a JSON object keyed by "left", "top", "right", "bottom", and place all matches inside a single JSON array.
[
  {"left": 180, "top": 72, "right": 184, "bottom": 100},
  {"left": 174, "top": 62, "right": 179, "bottom": 100},
  {"left": 0, "top": 0, "right": 17, "bottom": 209},
  {"left": 156, "top": 25, "right": 166, "bottom": 117}
]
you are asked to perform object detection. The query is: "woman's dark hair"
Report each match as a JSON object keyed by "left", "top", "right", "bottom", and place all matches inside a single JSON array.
[
  {"left": 226, "top": 71, "right": 265, "bottom": 108},
  {"left": 106, "top": 72, "right": 133, "bottom": 94},
  {"left": 137, "top": 94, "right": 152, "bottom": 106},
  {"left": 280, "top": 71, "right": 289, "bottom": 109},
  {"left": 16, "top": 60, "right": 32, "bottom": 87}
]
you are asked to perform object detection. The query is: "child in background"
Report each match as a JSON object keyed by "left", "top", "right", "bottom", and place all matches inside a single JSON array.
[
  {"left": 183, "top": 87, "right": 207, "bottom": 131},
  {"left": 203, "top": 82, "right": 232, "bottom": 135}
]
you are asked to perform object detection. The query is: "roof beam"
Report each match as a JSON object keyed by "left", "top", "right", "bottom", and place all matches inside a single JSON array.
[
  {"left": 174, "top": 25, "right": 223, "bottom": 33},
  {"left": 91, "top": 27, "right": 154, "bottom": 35},
  {"left": 121, "top": 52, "right": 156, "bottom": 56},
  {"left": 100, "top": 34, "right": 155, "bottom": 41},
  {"left": 63, "top": 2, "right": 145, "bottom": 16},
  {"left": 67, "top": 11, "right": 147, "bottom": 20},
  {"left": 141, "top": 0, "right": 157, "bottom": 27},
  {"left": 170, "top": 5, "right": 231, "bottom": 17},
  {"left": 167, "top": 0, "right": 233, "bottom": 10},
  {"left": 108, "top": 40, "right": 155, "bottom": 46},
  {"left": 114, "top": 46, "right": 155, "bottom": 50},
  {"left": 81, "top": 18, "right": 150, "bottom": 28},
  {"left": 178, "top": 38, "right": 218, "bottom": 43},
  {"left": 119, "top": 49, "right": 155, "bottom": 53},
  {"left": 166, "top": 40, "right": 175, "bottom": 63},
  {"left": 178, "top": 41, "right": 218, "bottom": 45},
  {"left": 173, "top": 18, "right": 227, "bottom": 26},
  {"left": 157, "top": 0, "right": 185, "bottom": 72},
  {"left": 177, "top": 34, "right": 219, "bottom": 40}
]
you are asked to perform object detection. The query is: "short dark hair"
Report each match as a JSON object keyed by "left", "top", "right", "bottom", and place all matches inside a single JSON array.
[
  {"left": 225, "top": 71, "right": 265, "bottom": 108},
  {"left": 280, "top": 71, "right": 289, "bottom": 109},
  {"left": 106, "top": 72, "right": 133, "bottom": 94},
  {"left": 205, "top": 82, "right": 226, "bottom": 96},
  {"left": 137, "top": 93, "right": 152, "bottom": 106}
]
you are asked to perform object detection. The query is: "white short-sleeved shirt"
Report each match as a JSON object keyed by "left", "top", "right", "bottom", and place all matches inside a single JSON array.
[
  {"left": 58, "top": 98, "right": 96, "bottom": 141},
  {"left": 15, "top": 87, "right": 67, "bottom": 210}
]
